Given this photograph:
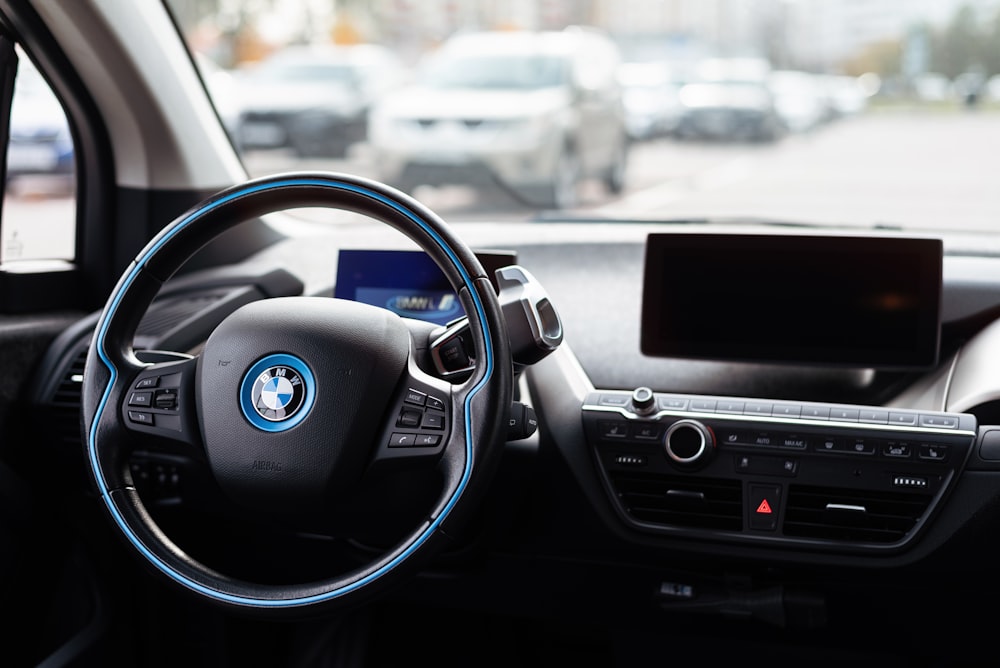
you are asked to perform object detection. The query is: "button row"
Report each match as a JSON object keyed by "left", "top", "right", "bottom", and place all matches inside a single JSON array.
[
  {"left": 388, "top": 432, "right": 442, "bottom": 448},
  {"left": 126, "top": 372, "right": 182, "bottom": 429},
  {"left": 389, "top": 387, "right": 449, "bottom": 448},
  {"left": 597, "top": 393, "right": 961, "bottom": 430},
  {"left": 723, "top": 428, "right": 949, "bottom": 461},
  {"left": 598, "top": 420, "right": 662, "bottom": 442},
  {"left": 404, "top": 388, "right": 446, "bottom": 412},
  {"left": 597, "top": 418, "right": 951, "bottom": 463}
]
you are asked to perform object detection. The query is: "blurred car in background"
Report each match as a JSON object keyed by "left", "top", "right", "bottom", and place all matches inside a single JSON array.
[
  {"left": 617, "top": 61, "right": 685, "bottom": 141},
  {"left": 369, "top": 27, "right": 629, "bottom": 209},
  {"left": 768, "top": 69, "right": 831, "bottom": 133},
  {"left": 6, "top": 56, "right": 74, "bottom": 182},
  {"left": 821, "top": 73, "right": 872, "bottom": 118},
  {"left": 674, "top": 57, "right": 783, "bottom": 142},
  {"left": 233, "top": 43, "right": 406, "bottom": 158}
]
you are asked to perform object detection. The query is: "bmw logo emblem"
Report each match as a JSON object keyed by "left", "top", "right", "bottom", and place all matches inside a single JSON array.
[
  {"left": 252, "top": 367, "right": 305, "bottom": 420},
  {"left": 239, "top": 354, "right": 315, "bottom": 432}
]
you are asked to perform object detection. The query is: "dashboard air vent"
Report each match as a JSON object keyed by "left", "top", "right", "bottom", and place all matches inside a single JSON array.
[
  {"left": 48, "top": 345, "right": 88, "bottom": 447},
  {"left": 609, "top": 472, "right": 742, "bottom": 531},
  {"left": 783, "top": 484, "right": 932, "bottom": 544}
]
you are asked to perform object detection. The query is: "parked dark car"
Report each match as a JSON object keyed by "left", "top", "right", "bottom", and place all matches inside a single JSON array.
[
  {"left": 5, "top": 55, "right": 73, "bottom": 180},
  {"left": 234, "top": 44, "right": 406, "bottom": 157},
  {"left": 674, "top": 57, "right": 784, "bottom": 142}
]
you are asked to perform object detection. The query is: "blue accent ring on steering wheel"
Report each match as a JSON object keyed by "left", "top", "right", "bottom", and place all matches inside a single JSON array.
[{"left": 239, "top": 353, "right": 315, "bottom": 432}]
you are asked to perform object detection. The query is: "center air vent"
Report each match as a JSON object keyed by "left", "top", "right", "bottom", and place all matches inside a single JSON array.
[
  {"left": 783, "top": 484, "right": 932, "bottom": 544},
  {"left": 609, "top": 472, "right": 742, "bottom": 531}
]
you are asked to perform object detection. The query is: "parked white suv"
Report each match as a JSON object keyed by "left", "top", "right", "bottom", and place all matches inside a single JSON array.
[{"left": 369, "top": 28, "right": 628, "bottom": 209}]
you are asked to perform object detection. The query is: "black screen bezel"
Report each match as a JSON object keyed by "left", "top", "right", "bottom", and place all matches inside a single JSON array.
[{"left": 640, "top": 232, "right": 942, "bottom": 369}]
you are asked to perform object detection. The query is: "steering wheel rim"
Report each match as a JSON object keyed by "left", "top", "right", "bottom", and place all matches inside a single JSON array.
[{"left": 81, "top": 172, "right": 512, "bottom": 613}]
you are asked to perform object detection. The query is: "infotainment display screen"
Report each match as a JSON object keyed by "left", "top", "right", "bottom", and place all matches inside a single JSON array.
[
  {"left": 334, "top": 248, "right": 516, "bottom": 326},
  {"left": 640, "top": 233, "right": 942, "bottom": 368}
]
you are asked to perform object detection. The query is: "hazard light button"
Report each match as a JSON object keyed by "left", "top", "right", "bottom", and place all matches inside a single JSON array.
[{"left": 748, "top": 484, "right": 781, "bottom": 531}]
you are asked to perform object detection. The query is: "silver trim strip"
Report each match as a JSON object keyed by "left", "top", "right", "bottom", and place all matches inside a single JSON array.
[
  {"left": 825, "top": 504, "right": 867, "bottom": 513},
  {"left": 581, "top": 404, "right": 976, "bottom": 438}
]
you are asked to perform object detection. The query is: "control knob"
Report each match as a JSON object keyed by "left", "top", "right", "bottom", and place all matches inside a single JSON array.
[
  {"left": 664, "top": 419, "right": 715, "bottom": 467},
  {"left": 631, "top": 386, "right": 656, "bottom": 416}
]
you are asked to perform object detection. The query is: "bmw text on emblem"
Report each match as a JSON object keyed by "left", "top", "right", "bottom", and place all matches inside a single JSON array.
[
  {"left": 252, "top": 366, "right": 305, "bottom": 420},
  {"left": 239, "top": 354, "right": 315, "bottom": 432}
]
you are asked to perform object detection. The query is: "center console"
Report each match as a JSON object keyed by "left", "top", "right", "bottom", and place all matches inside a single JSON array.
[{"left": 583, "top": 388, "right": 976, "bottom": 553}]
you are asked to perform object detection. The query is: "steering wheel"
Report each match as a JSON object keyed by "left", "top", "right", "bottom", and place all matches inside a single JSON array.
[{"left": 81, "top": 172, "right": 512, "bottom": 613}]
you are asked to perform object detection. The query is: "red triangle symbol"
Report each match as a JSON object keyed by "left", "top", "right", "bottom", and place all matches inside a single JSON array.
[{"left": 756, "top": 499, "right": 773, "bottom": 514}]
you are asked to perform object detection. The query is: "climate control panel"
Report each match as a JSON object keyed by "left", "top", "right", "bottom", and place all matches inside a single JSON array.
[{"left": 582, "top": 388, "right": 977, "bottom": 553}]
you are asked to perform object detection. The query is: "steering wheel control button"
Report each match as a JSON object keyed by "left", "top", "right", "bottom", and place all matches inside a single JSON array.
[
  {"left": 422, "top": 412, "right": 444, "bottom": 430},
  {"left": 128, "top": 391, "right": 153, "bottom": 407},
  {"left": 404, "top": 389, "right": 427, "bottom": 406},
  {"left": 154, "top": 390, "right": 178, "bottom": 410},
  {"left": 128, "top": 410, "right": 154, "bottom": 425},
  {"left": 414, "top": 434, "right": 441, "bottom": 447},
  {"left": 425, "top": 395, "right": 445, "bottom": 411},
  {"left": 135, "top": 376, "right": 159, "bottom": 389},
  {"left": 239, "top": 354, "right": 315, "bottom": 432},
  {"left": 397, "top": 409, "right": 422, "bottom": 428},
  {"left": 389, "top": 433, "right": 416, "bottom": 448}
]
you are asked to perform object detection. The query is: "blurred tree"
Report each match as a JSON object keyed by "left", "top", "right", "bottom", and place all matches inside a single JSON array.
[
  {"left": 930, "top": 5, "right": 982, "bottom": 78},
  {"left": 841, "top": 39, "right": 902, "bottom": 78}
]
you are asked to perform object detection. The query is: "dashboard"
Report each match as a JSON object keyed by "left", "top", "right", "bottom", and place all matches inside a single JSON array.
[{"left": 26, "top": 225, "right": 1000, "bottom": 655}]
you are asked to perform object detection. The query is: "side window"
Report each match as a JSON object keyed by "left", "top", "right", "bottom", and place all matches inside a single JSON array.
[{"left": 2, "top": 47, "right": 76, "bottom": 263}]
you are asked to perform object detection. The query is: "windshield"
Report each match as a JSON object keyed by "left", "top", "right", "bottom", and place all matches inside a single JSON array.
[{"left": 172, "top": 0, "right": 1000, "bottom": 234}]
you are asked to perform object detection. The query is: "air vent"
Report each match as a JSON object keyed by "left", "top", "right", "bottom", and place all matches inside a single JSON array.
[
  {"left": 783, "top": 484, "right": 932, "bottom": 544},
  {"left": 609, "top": 472, "right": 742, "bottom": 531},
  {"left": 47, "top": 344, "right": 88, "bottom": 447}
]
